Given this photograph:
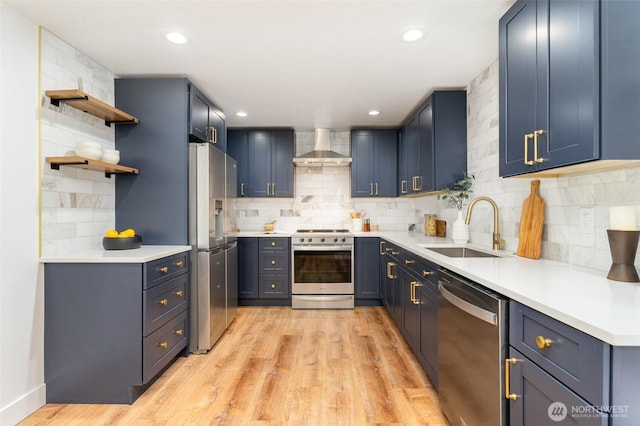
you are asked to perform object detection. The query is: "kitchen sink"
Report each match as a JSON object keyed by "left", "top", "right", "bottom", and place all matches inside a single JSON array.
[{"left": 424, "top": 247, "right": 501, "bottom": 258}]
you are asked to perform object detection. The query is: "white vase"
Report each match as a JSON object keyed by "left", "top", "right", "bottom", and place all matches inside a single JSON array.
[{"left": 451, "top": 209, "right": 469, "bottom": 244}]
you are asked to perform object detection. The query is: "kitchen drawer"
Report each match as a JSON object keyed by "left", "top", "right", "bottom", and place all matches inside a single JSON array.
[
  {"left": 144, "top": 252, "right": 190, "bottom": 290},
  {"left": 143, "top": 310, "right": 188, "bottom": 383},
  {"left": 259, "top": 276, "right": 290, "bottom": 298},
  {"left": 510, "top": 301, "right": 609, "bottom": 406},
  {"left": 402, "top": 252, "right": 438, "bottom": 288},
  {"left": 143, "top": 273, "right": 188, "bottom": 336},
  {"left": 259, "top": 251, "right": 289, "bottom": 274},
  {"left": 382, "top": 241, "right": 402, "bottom": 262},
  {"left": 260, "top": 237, "right": 289, "bottom": 251}
]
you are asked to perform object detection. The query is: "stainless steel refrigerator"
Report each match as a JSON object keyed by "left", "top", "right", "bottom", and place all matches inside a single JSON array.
[{"left": 188, "top": 141, "right": 238, "bottom": 354}]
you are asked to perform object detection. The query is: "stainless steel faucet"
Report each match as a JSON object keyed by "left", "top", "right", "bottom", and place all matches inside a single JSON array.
[{"left": 465, "top": 196, "right": 504, "bottom": 250}]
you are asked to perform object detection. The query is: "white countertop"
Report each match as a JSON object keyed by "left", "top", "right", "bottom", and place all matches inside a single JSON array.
[
  {"left": 371, "top": 231, "right": 640, "bottom": 347},
  {"left": 40, "top": 245, "right": 191, "bottom": 263}
]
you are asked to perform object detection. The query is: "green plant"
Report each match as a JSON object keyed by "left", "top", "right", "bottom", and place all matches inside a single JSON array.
[{"left": 438, "top": 172, "right": 475, "bottom": 210}]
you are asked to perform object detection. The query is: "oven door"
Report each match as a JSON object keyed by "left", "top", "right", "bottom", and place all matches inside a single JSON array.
[{"left": 291, "top": 246, "right": 354, "bottom": 295}]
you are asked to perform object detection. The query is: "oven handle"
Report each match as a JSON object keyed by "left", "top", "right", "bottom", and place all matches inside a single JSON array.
[
  {"left": 292, "top": 245, "right": 353, "bottom": 251},
  {"left": 293, "top": 295, "right": 354, "bottom": 302}
]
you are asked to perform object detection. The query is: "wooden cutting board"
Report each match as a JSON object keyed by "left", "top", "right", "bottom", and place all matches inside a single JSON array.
[{"left": 517, "top": 180, "right": 545, "bottom": 259}]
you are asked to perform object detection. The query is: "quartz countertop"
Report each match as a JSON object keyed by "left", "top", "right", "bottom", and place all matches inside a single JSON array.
[
  {"left": 371, "top": 231, "right": 640, "bottom": 347},
  {"left": 40, "top": 245, "right": 191, "bottom": 263}
]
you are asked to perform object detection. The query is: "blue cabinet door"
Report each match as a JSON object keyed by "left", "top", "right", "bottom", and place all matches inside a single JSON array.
[
  {"left": 227, "top": 130, "right": 249, "bottom": 197},
  {"left": 189, "top": 85, "right": 210, "bottom": 143},
  {"left": 351, "top": 129, "right": 397, "bottom": 197},
  {"left": 417, "top": 102, "right": 433, "bottom": 192},
  {"left": 355, "top": 237, "right": 380, "bottom": 300},
  {"left": 397, "top": 127, "right": 409, "bottom": 195},
  {"left": 499, "top": 0, "right": 599, "bottom": 176},
  {"left": 271, "top": 130, "right": 294, "bottom": 197},
  {"left": 209, "top": 108, "right": 226, "bottom": 152},
  {"left": 238, "top": 238, "right": 259, "bottom": 299},
  {"left": 432, "top": 91, "right": 467, "bottom": 191},
  {"left": 400, "top": 268, "right": 420, "bottom": 350},
  {"left": 247, "top": 131, "right": 271, "bottom": 197},
  {"left": 418, "top": 281, "right": 438, "bottom": 387},
  {"left": 375, "top": 129, "right": 398, "bottom": 197},
  {"left": 351, "top": 130, "right": 376, "bottom": 197},
  {"left": 404, "top": 117, "right": 420, "bottom": 194}
]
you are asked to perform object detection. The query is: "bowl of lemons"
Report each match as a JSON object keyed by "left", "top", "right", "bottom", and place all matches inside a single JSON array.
[{"left": 103, "top": 228, "right": 142, "bottom": 250}]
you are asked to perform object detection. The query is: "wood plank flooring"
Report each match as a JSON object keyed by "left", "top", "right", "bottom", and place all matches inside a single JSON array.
[{"left": 20, "top": 306, "right": 449, "bottom": 425}]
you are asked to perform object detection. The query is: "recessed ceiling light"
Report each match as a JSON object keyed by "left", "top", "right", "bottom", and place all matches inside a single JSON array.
[
  {"left": 165, "top": 32, "right": 188, "bottom": 45},
  {"left": 403, "top": 28, "right": 424, "bottom": 42},
  {"left": 236, "top": 112, "right": 248, "bottom": 117},
  {"left": 368, "top": 110, "right": 380, "bottom": 116}
]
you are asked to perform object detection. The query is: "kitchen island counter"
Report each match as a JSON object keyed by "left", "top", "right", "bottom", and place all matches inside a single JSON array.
[
  {"left": 370, "top": 230, "right": 640, "bottom": 347},
  {"left": 40, "top": 245, "right": 191, "bottom": 263}
]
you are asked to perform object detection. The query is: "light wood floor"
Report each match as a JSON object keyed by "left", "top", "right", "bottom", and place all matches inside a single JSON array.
[{"left": 20, "top": 306, "right": 449, "bottom": 425}]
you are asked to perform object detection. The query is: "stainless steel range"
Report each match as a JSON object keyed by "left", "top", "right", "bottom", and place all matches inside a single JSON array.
[{"left": 291, "top": 229, "right": 354, "bottom": 309}]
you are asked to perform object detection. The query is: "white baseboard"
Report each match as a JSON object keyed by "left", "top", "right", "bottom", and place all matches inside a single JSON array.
[{"left": 0, "top": 384, "right": 46, "bottom": 426}]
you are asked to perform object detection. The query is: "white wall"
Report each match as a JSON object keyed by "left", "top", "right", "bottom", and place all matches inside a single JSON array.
[{"left": 0, "top": 3, "right": 44, "bottom": 425}]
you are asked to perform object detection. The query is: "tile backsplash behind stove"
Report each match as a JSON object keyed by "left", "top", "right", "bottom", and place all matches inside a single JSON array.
[{"left": 235, "top": 130, "right": 420, "bottom": 232}]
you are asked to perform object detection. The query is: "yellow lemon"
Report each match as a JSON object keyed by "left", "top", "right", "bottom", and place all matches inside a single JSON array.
[
  {"left": 122, "top": 228, "right": 136, "bottom": 237},
  {"left": 105, "top": 229, "right": 119, "bottom": 238}
]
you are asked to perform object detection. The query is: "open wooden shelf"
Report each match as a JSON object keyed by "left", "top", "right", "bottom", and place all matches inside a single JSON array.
[
  {"left": 46, "top": 156, "right": 139, "bottom": 178},
  {"left": 46, "top": 89, "right": 139, "bottom": 127}
]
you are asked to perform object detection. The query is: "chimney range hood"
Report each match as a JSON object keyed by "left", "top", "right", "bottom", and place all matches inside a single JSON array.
[{"left": 293, "top": 129, "right": 352, "bottom": 166}]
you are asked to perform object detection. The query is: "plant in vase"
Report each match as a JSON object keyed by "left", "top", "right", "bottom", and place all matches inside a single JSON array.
[{"left": 438, "top": 172, "right": 475, "bottom": 243}]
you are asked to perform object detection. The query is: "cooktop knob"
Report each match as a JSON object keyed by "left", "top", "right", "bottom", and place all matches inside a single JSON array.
[
  {"left": 299, "top": 238, "right": 305, "bottom": 243},
  {"left": 321, "top": 238, "right": 325, "bottom": 242},
  {"left": 341, "top": 237, "right": 346, "bottom": 242},
  {"left": 307, "top": 238, "right": 312, "bottom": 242},
  {"left": 334, "top": 238, "right": 339, "bottom": 242}
]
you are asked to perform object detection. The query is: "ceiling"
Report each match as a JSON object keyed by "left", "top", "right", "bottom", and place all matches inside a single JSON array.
[{"left": 8, "top": 0, "right": 514, "bottom": 131}]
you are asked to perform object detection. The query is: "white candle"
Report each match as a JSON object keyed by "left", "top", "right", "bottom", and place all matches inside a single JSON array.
[{"left": 610, "top": 206, "right": 637, "bottom": 230}]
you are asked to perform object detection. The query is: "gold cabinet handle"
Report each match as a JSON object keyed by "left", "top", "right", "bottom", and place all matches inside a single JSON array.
[
  {"left": 410, "top": 281, "right": 422, "bottom": 304},
  {"left": 271, "top": 241, "right": 276, "bottom": 247},
  {"left": 174, "top": 329, "right": 184, "bottom": 336},
  {"left": 533, "top": 129, "right": 545, "bottom": 164},
  {"left": 160, "top": 266, "right": 169, "bottom": 273},
  {"left": 379, "top": 241, "right": 386, "bottom": 255},
  {"left": 158, "top": 341, "right": 168, "bottom": 349},
  {"left": 505, "top": 358, "right": 519, "bottom": 400},
  {"left": 159, "top": 298, "right": 168, "bottom": 306},
  {"left": 405, "top": 259, "right": 415, "bottom": 265},
  {"left": 422, "top": 270, "right": 434, "bottom": 277},
  {"left": 175, "top": 290, "right": 184, "bottom": 298},
  {"left": 391, "top": 250, "right": 399, "bottom": 255},
  {"left": 240, "top": 183, "right": 245, "bottom": 196},
  {"left": 401, "top": 180, "right": 408, "bottom": 194},
  {"left": 385, "top": 247, "right": 391, "bottom": 253},
  {"left": 386, "top": 262, "right": 396, "bottom": 279},
  {"left": 370, "top": 183, "right": 374, "bottom": 196},
  {"left": 271, "top": 183, "right": 275, "bottom": 195},
  {"left": 175, "top": 261, "right": 184, "bottom": 268},
  {"left": 375, "top": 182, "right": 379, "bottom": 196},
  {"left": 524, "top": 133, "right": 535, "bottom": 165},
  {"left": 271, "top": 283, "right": 276, "bottom": 289},
  {"left": 535, "top": 335, "right": 553, "bottom": 349},
  {"left": 271, "top": 260, "right": 276, "bottom": 265}
]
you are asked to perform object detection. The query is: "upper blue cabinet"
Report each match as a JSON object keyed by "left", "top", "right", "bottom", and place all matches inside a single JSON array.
[
  {"left": 351, "top": 129, "right": 398, "bottom": 198},
  {"left": 499, "top": 0, "right": 640, "bottom": 177},
  {"left": 189, "top": 85, "right": 227, "bottom": 152}
]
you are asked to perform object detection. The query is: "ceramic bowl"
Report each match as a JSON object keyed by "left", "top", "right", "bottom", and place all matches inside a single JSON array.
[
  {"left": 75, "top": 146, "right": 103, "bottom": 160},
  {"left": 76, "top": 141, "right": 102, "bottom": 151},
  {"left": 100, "top": 152, "right": 120, "bottom": 164},
  {"left": 103, "top": 235, "right": 142, "bottom": 250}
]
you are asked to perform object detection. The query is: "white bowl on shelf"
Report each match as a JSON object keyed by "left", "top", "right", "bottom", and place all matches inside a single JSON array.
[
  {"left": 101, "top": 152, "right": 120, "bottom": 164},
  {"left": 76, "top": 141, "right": 102, "bottom": 151},
  {"left": 75, "top": 146, "right": 103, "bottom": 160}
]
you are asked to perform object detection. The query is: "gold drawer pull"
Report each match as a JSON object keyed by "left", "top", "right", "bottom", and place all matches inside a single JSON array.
[
  {"left": 391, "top": 250, "right": 399, "bottom": 255},
  {"left": 175, "top": 290, "right": 184, "bottom": 298},
  {"left": 271, "top": 260, "right": 276, "bottom": 265},
  {"left": 404, "top": 259, "right": 415, "bottom": 265},
  {"left": 160, "top": 266, "right": 169, "bottom": 273},
  {"left": 174, "top": 329, "right": 184, "bottom": 336},
  {"left": 175, "top": 261, "right": 184, "bottom": 268},
  {"left": 422, "top": 270, "right": 434, "bottom": 277},
  {"left": 158, "top": 341, "right": 168, "bottom": 349},
  {"left": 536, "top": 335, "right": 553, "bottom": 349},
  {"left": 271, "top": 241, "right": 276, "bottom": 247},
  {"left": 271, "top": 283, "right": 276, "bottom": 289},
  {"left": 159, "top": 298, "right": 168, "bottom": 306},
  {"left": 505, "top": 358, "right": 519, "bottom": 400}
]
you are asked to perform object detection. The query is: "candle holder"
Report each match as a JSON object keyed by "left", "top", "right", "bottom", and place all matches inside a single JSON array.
[{"left": 606, "top": 230, "right": 640, "bottom": 282}]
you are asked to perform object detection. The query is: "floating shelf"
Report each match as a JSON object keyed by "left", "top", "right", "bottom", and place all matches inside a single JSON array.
[
  {"left": 46, "top": 89, "right": 139, "bottom": 127},
  {"left": 46, "top": 156, "right": 139, "bottom": 178}
]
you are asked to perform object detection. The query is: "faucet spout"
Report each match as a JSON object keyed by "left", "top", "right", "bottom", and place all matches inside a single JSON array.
[{"left": 465, "top": 196, "right": 503, "bottom": 250}]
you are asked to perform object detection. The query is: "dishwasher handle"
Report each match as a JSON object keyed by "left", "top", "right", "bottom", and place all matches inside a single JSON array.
[{"left": 439, "top": 280, "right": 498, "bottom": 325}]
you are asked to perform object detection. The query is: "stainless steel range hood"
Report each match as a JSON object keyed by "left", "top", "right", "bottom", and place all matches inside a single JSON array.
[{"left": 293, "top": 129, "right": 352, "bottom": 166}]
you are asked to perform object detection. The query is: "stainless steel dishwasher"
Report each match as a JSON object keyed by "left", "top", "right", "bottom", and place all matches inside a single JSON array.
[{"left": 438, "top": 269, "right": 508, "bottom": 426}]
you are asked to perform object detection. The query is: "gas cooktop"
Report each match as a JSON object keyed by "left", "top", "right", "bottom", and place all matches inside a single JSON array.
[{"left": 295, "top": 229, "right": 351, "bottom": 233}]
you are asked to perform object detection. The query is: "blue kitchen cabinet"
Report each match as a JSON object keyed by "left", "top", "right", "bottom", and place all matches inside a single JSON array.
[
  {"left": 44, "top": 252, "right": 190, "bottom": 404},
  {"left": 354, "top": 237, "right": 381, "bottom": 304},
  {"left": 399, "top": 90, "right": 467, "bottom": 195},
  {"left": 499, "top": 0, "right": 599, "bottom": 176},
  {"left": 238, "top": 237, "right": 259, "bottom": 298},
  {"left": 417, "top": 274, "right": 438, "bottom": 387},
  {"left": 351, "top": 129, "right": 398, "bottom": 197},
  {"left": 400, "top": 267, "right": 420, "bottom": 350},
  {"left": 229, "top": 129, "right": 294, "bottom": 198},
  {"left": 189, "top": 84, "right": 227, "bottom": 151},
  {"left": 227, "top": 130, "right": 249, "bottom": 197}
]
